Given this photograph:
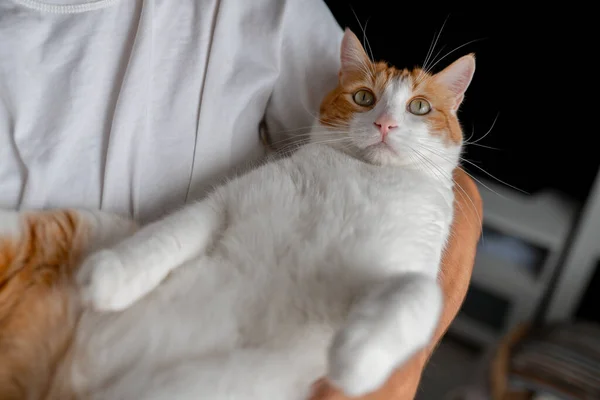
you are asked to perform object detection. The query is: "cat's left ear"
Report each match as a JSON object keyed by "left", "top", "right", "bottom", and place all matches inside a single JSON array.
[{"left": 433, "top": 54, "right": 475, "bottom": 111}]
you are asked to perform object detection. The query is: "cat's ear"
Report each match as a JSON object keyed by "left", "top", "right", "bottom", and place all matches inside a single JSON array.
[
  {"left": 433, "top": 54, "right": 475, "bottom": 111},
  {"left": 340, "top": 28, "right": 371, "bottom": 84}
]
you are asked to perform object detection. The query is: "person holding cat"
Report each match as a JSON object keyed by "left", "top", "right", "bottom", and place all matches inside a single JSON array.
[{"left": 0, "top": 0, "right": 482, "bottom": 399}]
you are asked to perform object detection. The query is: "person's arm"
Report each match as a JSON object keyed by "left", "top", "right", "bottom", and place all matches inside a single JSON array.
[
  {"left": 309, "top": 169, "right": 483, "bottom": 399},
  {"left": 263, "top": 0, "right": 343, "bottom": 147}
]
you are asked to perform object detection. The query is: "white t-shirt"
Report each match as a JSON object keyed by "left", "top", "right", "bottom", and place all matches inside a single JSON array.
[{"left": 0, "top": 0, "right": 342, "bottom": 223}]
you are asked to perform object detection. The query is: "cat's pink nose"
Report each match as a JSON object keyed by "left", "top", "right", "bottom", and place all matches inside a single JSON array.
[{"left": 374, "top": 115, "right": 398, "bottom": 138}]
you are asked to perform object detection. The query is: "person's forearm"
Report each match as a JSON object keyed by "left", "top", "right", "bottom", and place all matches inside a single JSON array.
[{"left": 433, "top": 169, "right": 482, "bottom": 349}]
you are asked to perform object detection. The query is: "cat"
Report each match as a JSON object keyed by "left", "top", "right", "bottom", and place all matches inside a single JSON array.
[
  {"left": 74, "top": 28, "right": 475, "bottom": 399},
  {"left": 0, "top": 28, "right": 475, "bottom": 399}
]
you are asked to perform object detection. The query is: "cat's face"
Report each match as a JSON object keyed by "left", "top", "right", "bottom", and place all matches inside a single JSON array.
[{"left": 316, "top": 29, "right": 475, "bottom": 170}]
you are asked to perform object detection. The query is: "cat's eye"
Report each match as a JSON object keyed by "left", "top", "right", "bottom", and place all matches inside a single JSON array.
[
  {"left": 353, "top": 89, "right": 375, "bottom": 107},
  {"left": 408, "top": 98, "right": 431, "bottom": 115}
]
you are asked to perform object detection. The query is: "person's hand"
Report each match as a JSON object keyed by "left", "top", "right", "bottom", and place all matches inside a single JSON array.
[{"left": 308, "top": 168, "right": 483, "bottom": 400}]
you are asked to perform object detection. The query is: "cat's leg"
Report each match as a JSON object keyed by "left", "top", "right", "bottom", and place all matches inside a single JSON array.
[
  {"left": 327, "top": 273, "right": 442, "bottom": 397},
  {"left": 78, "top": 198, "right": 225, "bottom": 312}
]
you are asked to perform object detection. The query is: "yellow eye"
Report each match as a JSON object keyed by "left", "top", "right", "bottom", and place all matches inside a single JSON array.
[
  {"left": 408, "top": 98, "right": 431, "bottom": 115},
  {"left": 353, "top": 89, "right": 375, "bottom": 107}
]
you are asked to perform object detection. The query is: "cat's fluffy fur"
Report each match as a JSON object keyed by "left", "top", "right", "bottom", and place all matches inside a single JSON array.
[
  {"left": 0, "top": 209, "right": 135, "bottom": 399},
  {"left": 0, "top": 29, "right": 475, "bottom": 399}
]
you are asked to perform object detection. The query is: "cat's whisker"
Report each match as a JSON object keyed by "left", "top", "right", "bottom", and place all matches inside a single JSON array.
[
  {"left": 284, "top": 140, "right": 355, "bottom": 156},
  {"left": 464, "top": 122, "right": 476, "bottom": 143},
  {"left": 321, "top": 119, "right": 354, "bottom": 129},
  {"left": 464, "top": 142, "right": 499, "bottom": 150},
  {"left": 347, "top": 11, "right": 377, "bottom": 79},
  {"left": 270, "top": 125, "right": 325, "bottom": 135},
  {"left": 409, "top": 119, "right": 520, "bottom": 198},
  {"left": 410, "top": 147, "right": 452, "bottom": 181},
  {"left": 273, "top": 127, "right": 351, "bottom": 138},
  {"left": 449, "top": 178, "right": 482, "bottom": 231},
  {"left": 421, "top": 31, "right": 438, "bottom": 74},
  {"left": 415, "top": 138, "right": 495, "bottom": 151},
  {"left": 275, "top": 136, "right": 353, "bottom": 154},
  {"left": 459, "top": 161, "right": 528, "bottom": 196},
  {"left": 268, "top": 132, "right": 349, "bottom": 149},
  {"left": 430, "top": 45, "right": 447, "bottom": 69},
  {"left": 271, "top": 130, "right": 348, "bottom": 142},
  {"left": 415, "top": 37, "right": 485, "bottom": 88},
  {"left": 417, "top": 15, "right": 450, "bottom": 83},
  {"left": 417, "top": 46, "right": 447, "bottom": 85},
  {"left": 407, "top": 148, "right": 475, "bottom": 230},
  {"left": 268, "top": 132, "right": 315, "bottom": 142},
  {"left": 414, "top": 141, "right": 528, "bottom": 197},
  {"left": 350, "top": 7, "right": 375, "bottom": 64},
  {"left": 417, "top": 44, "right": 448, "bottom": 84},
  {"left": 409, "top": 146, "right": 482, "bottom": 229},
  {"left": 357, "top": 60, "right": 376, "bottom": 82},
  {"left": 363, "top": 18, "right": 375, "bottom": 62},
  {"left": 402, "top": 135, "right": 498, "bottom": 151},
  {"left": 463, "top": 125, "right": 499, "bottom": 149},
  {"left": 312, "top": 137, "right": 354, "bottom": 144},
  {"left": 468, "top": 112, "right": 500, "bottom": 145},
  {"left": 408, "top": 149, "right": 448, "bottom": 182}
]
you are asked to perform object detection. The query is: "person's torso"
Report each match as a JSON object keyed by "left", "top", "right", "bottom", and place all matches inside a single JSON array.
[{"left": 0, "top": 0, "right": 287, "bottom": 222}]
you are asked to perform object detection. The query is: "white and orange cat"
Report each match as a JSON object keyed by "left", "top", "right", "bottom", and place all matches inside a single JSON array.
[{"left": 0, "top": 29, "right": 474, "bottom": 399}]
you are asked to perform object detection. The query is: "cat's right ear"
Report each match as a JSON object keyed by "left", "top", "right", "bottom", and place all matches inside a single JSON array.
[
  {"left": 433, "top": 54, "right": 476, "bottom": 112},
  {"left": 340, "top": 28, "right": 370, "bottom": 85}
]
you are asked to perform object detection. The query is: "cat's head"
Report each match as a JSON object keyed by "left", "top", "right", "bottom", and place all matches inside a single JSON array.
[{"left": 314, "top": 29, "right": 475, "bottom": 173}]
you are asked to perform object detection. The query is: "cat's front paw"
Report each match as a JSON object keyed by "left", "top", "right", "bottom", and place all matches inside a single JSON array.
[
  {"left": 78, "top": 250, "right": 140, "bottom": 312},
  {"left": 327, "top": 326, "right": 398, "bottom": 397}
]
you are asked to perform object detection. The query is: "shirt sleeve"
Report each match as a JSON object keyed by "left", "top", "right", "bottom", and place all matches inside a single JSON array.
[{"left": 264, "top": 0, "right": 343, "bottom": 147}]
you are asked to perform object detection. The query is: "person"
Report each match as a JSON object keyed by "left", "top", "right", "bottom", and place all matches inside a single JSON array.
[{"left": 0, "top": 0, "right": 482, "bottom": 398}]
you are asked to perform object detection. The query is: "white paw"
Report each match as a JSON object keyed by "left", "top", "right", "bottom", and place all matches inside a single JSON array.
[
  {"left": 327, "top": 325, "right": 399, "bottom": 397},
  {"left": 78, "top": 250, "right": 142, "bottom": 312},
  {"left": 327, "top": 275, "right": 442, "bottom": 397}
]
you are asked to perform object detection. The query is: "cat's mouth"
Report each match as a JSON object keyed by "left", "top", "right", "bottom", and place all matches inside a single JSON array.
[{"left": 365, "top": 141, "right": 398, "bottom": 156}]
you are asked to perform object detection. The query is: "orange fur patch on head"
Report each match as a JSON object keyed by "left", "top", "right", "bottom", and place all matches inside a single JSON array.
[
  {"left": 411, "top": 69, "right": 465, "bottom": 144},
  {"left": 319, "top": 29, "right": 474, "bottom": 146},
  {"left": 319, "top": 61, "right": 410, "bottom": 128},
  {"left": 411, "top": 54, "right": 476, "bottom": 144},
  {"left": 0, "top": 210, "right": 87, "bottom": 400}
]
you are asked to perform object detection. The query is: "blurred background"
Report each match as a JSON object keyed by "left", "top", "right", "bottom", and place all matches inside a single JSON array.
[{"left": 322, "top": 2, "right": 599, "bottom": 399}]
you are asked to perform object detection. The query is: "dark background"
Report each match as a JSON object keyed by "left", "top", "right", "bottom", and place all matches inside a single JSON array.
[{"left": 323, "top": 2, "right": 597, "bottom": 202}]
